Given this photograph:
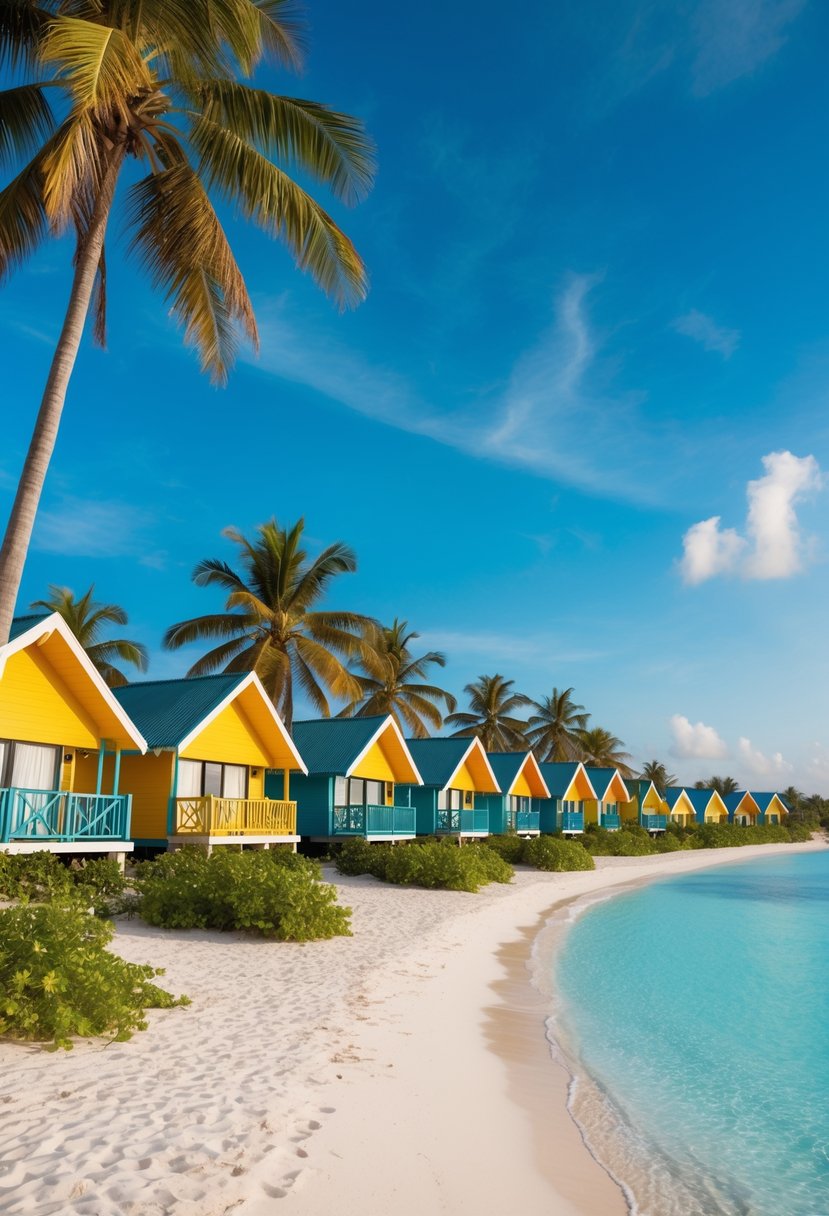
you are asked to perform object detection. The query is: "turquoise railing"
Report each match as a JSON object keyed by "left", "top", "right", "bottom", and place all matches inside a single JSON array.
[
  {"left": 436, "top": 807, "right": 489, "bottom": 834},
  {"left": 0, "top": 788, "right": 132, "bottom": 843},
  {"left": 332, "top": 804, "right": 416, "bottom": 835},
  {"left": 641, "top": 813, "right": 668, "bottom": 831},
  {"left": 514, "top": 809, "right": 541, "bottom": 832},
  {"left": 601, "top": 812, "right": 621, "bottom": 830},
  {"left": 559, "top": 810, "right": 584, "bottom": 832}
]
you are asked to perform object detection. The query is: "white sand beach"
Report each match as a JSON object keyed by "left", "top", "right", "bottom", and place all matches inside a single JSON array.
[{"left": 1, "top": 839, "right": 824, "bottom": 1216}]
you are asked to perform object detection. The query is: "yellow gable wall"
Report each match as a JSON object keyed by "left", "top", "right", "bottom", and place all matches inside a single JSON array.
[
  {"left": 181, "top": 699, "right": 272, "bottom": 767},
  {"left": 563, "top": 769, "right": 594, "bottom": 801},
  {"left": 511, "top": 769, "right": 534, "bottom": 797},
  {"left": 0, "top": 647, "right": 100, "bottom": 750},
  {"left": 352, "top": 732, "right": 403, "bottom": 784}
]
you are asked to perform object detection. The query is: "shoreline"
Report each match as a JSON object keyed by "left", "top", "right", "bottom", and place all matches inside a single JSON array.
[{"left": 0, "top": 840, "right": 824, "bottom": 1215}]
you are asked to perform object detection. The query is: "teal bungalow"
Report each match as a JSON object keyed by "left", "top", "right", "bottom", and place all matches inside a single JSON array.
[
  {"left": 621, "top": 779, "right": 668, "bottom": 832},
  {"left": 752, "top": 792, "right": 789, "bottom": 825},
  {"left": 538, "top": 762, "right": 597, "bottom": 834},
  {"left": 274, "top": 716, "right": 422, "bottom": 842},
  {"left": 723, "top": 790, "right": 761, "bottom": 826},
  {"left": 583, "top": 767, "right": 631, "bottom": 831},
  {"left": 686, "top": 787, "right": 729, "bottom": 825},
  {"left": 400, "top": 737, "right": 500, "bottom": 838},
  {"left": 479, "top": 751, "right": 550, "bottom": 835}
]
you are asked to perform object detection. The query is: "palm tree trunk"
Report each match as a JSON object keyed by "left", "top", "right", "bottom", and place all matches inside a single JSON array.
[{"left": 0, "top": 146, "right": 125, "bottom": 644}]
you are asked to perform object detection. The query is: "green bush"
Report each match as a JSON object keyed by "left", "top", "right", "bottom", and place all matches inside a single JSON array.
[
  {"left": 651, "top": 831, "right": 692, "bottom": 852},
  {"left": 0, "top": 898, "right": 188, "bottom": 1050},
  {"left": 334, "top": 837, "right": 513, "bottom": 892},
  {"left": 0, "top": 853, "right": 127, "bottom": 913},
  {"left": 137, "top": 849, "right": 351, "bottom": 940},
  {"left": 520, "top": 835, "right": 594, "bottom": 871},
  {"left": 786, "top": 822, "right": 813, "bottom": 843},
  {"left": 581, "top": 828, "right": 657, "bottom": 856},
  {"left": 483, "top": 834, "right": 526, "bottom": 864}
]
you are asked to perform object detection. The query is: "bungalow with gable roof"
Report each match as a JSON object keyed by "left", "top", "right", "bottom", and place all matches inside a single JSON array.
[
  {"left": 479, "top": 751, "right": 550, "bottom": 835},
  {"left": 538, "top": 762, "right": 597, "bottom": 834},
  {"left": 621, "top": 779, "right": 668, "bottom": 832},
  {"left": 724, "top": 790, "right": 761, "bottom": 826},
  {"left": 686, "top": 787, "right": 728, "bottom": 825},
  {"left": 752, "top": 792, "right": 789, "bottom": 826},
  {"left": 400, "top": 737, "right": 500, "bottom": 838},
  {"left": 0, "top": 613, "right": 146, "bottom": 866},
  {"left": 663, "top": 787, "right": 696, "bottom": 828},
  {"left": 583, "top": 767, "right": 631, "bottom": 832}
]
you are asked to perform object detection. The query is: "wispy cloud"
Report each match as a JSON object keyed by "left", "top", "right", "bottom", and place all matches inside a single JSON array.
[
  {"left": 420, "top": 629, "right": 606, "bottom": 667},
  {"left": 679, "top": 451, "right": 823, "bottom": 584},
  {"left": 689, "top": 0, "right": 807, "bottom": 97},
  {"left": 672, "top": 309, "right": 740, "bottom": 358},
  {"left": 250, "top": 276, "right": 660, "bottom": 503},
  {"left": 737, "top": 736, "right": 792, "bottom": 777},
  {"left": 33, "top": 496, "right": 154, "bottom": 559},
  {"left": 669, "top": 713, "right": 729, "bottom": 759}
]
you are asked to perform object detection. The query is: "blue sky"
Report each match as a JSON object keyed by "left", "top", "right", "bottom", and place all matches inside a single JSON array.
[{"left": 2, "top": 0, "right": 828, "bottom": 792}]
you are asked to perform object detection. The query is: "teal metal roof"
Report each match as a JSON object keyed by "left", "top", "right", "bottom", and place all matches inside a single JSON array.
[
  {"left": 113, "top": 674, "right": 247, "bottom": 749},
  {"left": 723, "top": 791, "right": 751, "bottom": 812},
  {"left": 539, "top": 762, "right": 591, "bottom": 798},
  {"left": 292, "top": 716, "right": 389, "bottom": 775},
  {"left": 686, "top": 788, "right": 719, "bottom": 815},
  {"left": 664, "top": 787, "right": 688, "bottom": 809},
  {"left": 584, "top": 766, "right": 627, "bottom": 799},
  {"left": 8, "top": 613, "right": 50, "bottom": 642},
  {"left": 405, "top": 737, "right": 479, "bottom": 788},
  {"left": 752, "top": 792, "right": 788, "bottom": 813},
  {"left": 486, "top": 751, "right": 528, "bottom": 794}
]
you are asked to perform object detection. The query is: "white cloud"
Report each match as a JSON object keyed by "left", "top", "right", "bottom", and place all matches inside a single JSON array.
[
  {"left": 420, "top": 629, "right": 605, "bottom": 666},
  {"left": 249, "top": 277, "right": 660, "bottom": 504},
  {"left": 679, "top": 516, "right": 747, "bottom": 585},
  {"left": 690, "top": 0, "right": 807, "bottom": 97},
  {"left": 669, "top": 713, "right": 729, "bottom": 759},
  {"left": 679, "top": 451, "right": 823, "bottom": 584},
  {"left": 34, "top": 497, "right": 153, "bottom": 558},
  {"left": 672, "top": 309, "right": 740, "bottom": 358},
  {"left": 737, "top": 736, "right": 793, "bottom": 777}
]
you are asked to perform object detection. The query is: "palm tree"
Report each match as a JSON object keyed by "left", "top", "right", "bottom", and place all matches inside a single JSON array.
[
  {"left": 31, "top": 584, "right": 147, "bottom": 687},
  {"left": 163, "top": 518, "right": 372, "bottom": 729},
  {"left": 640, "top": 760, "right": 678, "bottom": 792},
  {"left": 445, "top": 675, "right": 530, "bottom": 752},
  {"left": 0, "top": 2, "right": 375, "bottom": 644},
  {"left": 697, "top": 775, "right": 740, "bottom": 795},
  {"left": 525, "top": 687, "right": 589, "bottom": 763},
  {"left": 339, "top": 619, "right": 456, "bottom": 738},
  {"left": 781, "top": 785, "right": 803, "bottom": 811},
  {"left": 578, "top": 726, "right": 634, "bottom": 778}
]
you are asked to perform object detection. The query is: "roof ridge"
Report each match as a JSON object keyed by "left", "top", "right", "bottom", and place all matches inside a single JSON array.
[{"left": 119, "top": 672, "right": 246, "bottom": 690}]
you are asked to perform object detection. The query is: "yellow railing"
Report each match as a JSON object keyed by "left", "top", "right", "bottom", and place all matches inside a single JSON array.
[{"left": 174, "top": 796, "right": 297, "bottom": 836}]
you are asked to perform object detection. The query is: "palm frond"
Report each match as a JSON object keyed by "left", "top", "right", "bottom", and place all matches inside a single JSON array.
[
  {"left": 86, "top": 637, "right": 149, "bottom": 671},
  {"left": 0, "top": 0, "right": 49, "bottom": 71},
  {"left": 163, "top": 612, "right": 255, "bottom": 649},
  {"left": 0, "top": 82, "right": 54, "bottom": 168},
  {"left": 39, "top": 15, "right": 151, "bottom": 110},
  {"left": 0, "top": 135, "right": 51, "bottom": 278}
]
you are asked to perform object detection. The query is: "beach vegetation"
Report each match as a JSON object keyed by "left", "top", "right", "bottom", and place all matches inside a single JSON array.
[
  {"left": 334, "top": 837, "right": 513, "bottom": 892},
  {"left": 0, "top": 898, "right": 187, "bottom": 1050},
  {"left": 163, "top": 518, "right": 373, "bottom": 726},
  {"left": 30, "top": 585, "right": 148, "bottom": 686},
  {"left": 136, "top": 847, "right": 352, "bottom": 938},
  {"left": 582, "top": 827, "right": 657, "bottom": 856},
  {"left": 0, "top": 852, "right": 126, "bottom": 914},
  {"left": 520, "top": 835, "right": 595, "bottom": 871},
  {"left": 481, "top": 832, "right": 526, "bottom": 864},
  {"left": 445, "top": 675, "right": 531, "bottom": 750},
  {"left": 338, "top": 618, "right": 456, "bottom": 737}
]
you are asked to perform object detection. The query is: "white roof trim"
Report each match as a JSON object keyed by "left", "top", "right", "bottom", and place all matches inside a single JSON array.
[
  {"left": 507, "top": 751, "right": 550, "bottom": 799},
  {"left": 0, "top": 613, "right": 147, "bottom": 752},
  {"left": 177, "top": 671, "right": 307, "bottom": 773},
  {"left": 563, "top": 761, "right": 598, "bottom": 801},
  {"left": 346, "top": 715, "right": 423, "bottom": 785},
  {"left": 592, "top": 769, "right": 631, "bottom": 802},
  {"left": 443, "top": 737, "right": 501, "bottom": 794}
]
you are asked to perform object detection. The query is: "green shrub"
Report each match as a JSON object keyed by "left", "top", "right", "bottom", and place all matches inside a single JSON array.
[
  {"left": 786, "top": 822, "right": 813, "bottom": 843},
  {"left": 0, "top": 898, "right": 188, "bottom": 1050},
  {"left": 484, "top": 834, "right": 525, "bottom": 864},
  {"left": 137, "top": 849, "right": 351, "bottom": 939},
  {"left": 521, "top": 835, "right": 594, "bottom": 871},
  {"left": 651, "top": 832, "right": 692, "bottom": 852},
  {"left": 580, "top": 827, "right": 615, "bottom": 856},
  {"left": 334, "top": 838, "right": 512, "bottom": 892},
  {"left": 0, "top": 852, "right": 72, "bottom": 900}
]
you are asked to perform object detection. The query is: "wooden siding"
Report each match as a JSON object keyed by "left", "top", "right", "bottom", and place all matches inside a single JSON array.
[
  {"left": 118, "top": 752, "right": 175, "bottom": 840},
  {"left": 181, "top": 699, "right": 273, "bottom": 767},
  {"left": 0, "top": 647, "right": 100, "bottom": 750},
  {"left": 351, "top": 734, "right": 403, "bottom": 784}
]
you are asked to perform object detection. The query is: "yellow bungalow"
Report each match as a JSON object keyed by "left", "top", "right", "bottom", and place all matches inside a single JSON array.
[
  {"left": 663, "top": 787, "right": 696, "bottom": 827},
  {"left": 724, "top": 790, "right": 761, "bottom": 826},
  {"left": 753, "top": 792, "right": 789, "bottom": 826},
  {"left": 112, "top": 672, "right": 306, "bottom": 850},
  {"left": 686, "top": 787, "right": 729, "bottom": 825},
  {"left": 621, "top": 779, "right": 668, "bottom": 831},
  {"left": 0, "top": 613, "right": 146, "bottom": 863},
  {"left": 284, "top": 716, "right": 423, "bottom": 840},
  {"left": 583, "top": 767, "right": 631, "bottom": 831}
]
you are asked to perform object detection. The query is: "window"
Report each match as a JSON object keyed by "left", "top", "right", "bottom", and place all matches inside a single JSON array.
[
  {"left": 0, "top": 740, "right": 60, "bottom": 791},
  {"left": 509, "top": 795, "right": 530, "bottom": 815},
  {"left": 177, "top": 760, "right": 248, "bottom": 799},
  {"left": 437, "top": 788, "right": 463, "bottom": 811},
  {"left": 334, "top": 777, "right": 386, "bottom": 807}
]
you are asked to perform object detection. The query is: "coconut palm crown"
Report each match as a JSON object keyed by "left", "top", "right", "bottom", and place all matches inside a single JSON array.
[
  {"left": 525, "top": 686, "right": 589, "bottom": 763},
  {"left": 640, "top": 759, "right": 678, "bottom": 793},
  {"left": 31, "top": 583, "right": 148, "bottom": 687},
  {"left": 0, "top": 0, "right": 375, "bottom": 644},
  {"left": 695, "top": 775, "right": 740, "bottom": 796},
  {"left": 163, "top": 518, "right": 373, "bottom": 729},
  {"left": 445, "top": 674, "right": 530, "bottom": 752},
  {"left": 578, "top": 726, "right": 633, "bottom": 778},
  {"left": 339, "top": 618, "right": 456, "bottom": 738}
]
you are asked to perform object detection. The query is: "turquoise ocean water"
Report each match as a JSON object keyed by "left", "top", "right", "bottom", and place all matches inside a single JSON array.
[{"left": 553, "top": 851, "right": 829, "bottom": 1216}]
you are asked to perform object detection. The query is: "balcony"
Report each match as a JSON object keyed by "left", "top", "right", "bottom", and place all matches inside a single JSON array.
[
  {"left": 642, "top": 813, "right": 668, "bottom": 831},
  {"left": 436, "top": 807, "right": 489, "bottom": 834},
  {"left": 0, "top": 787, "right": 132, "bottom": 843},
  {"left": 174, "top": 796, "right": 296, "bottom": 837},
  {"left": 513, "top": 809, "right": 541, "bottom": 833},
  {"left": 559, "top": 810, "right": 584, "bottom": 833},
  {"left": 332, "top": 804, "right": 415, "bottom": 836},
  {"left": 601, "top": 812, "right": 621, "bottom": 830}
]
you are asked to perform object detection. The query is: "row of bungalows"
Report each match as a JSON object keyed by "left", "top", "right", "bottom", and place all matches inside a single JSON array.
[{"left": 0, "top": 614, "right": 789, "bottom": 860}]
